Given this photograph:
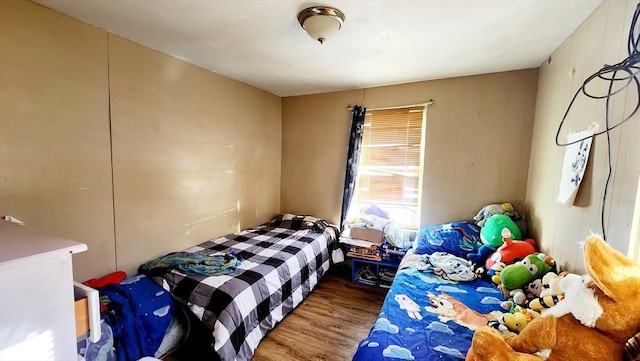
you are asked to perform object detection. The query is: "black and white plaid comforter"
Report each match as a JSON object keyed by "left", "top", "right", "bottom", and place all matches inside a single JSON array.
[{"left": 157, "top": 214, "right": 339, "bottom": 361}]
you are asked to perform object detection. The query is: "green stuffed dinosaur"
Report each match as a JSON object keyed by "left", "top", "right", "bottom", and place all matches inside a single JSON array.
[{"left": 499, "top": 254, "right": 550, "bottom": 291}]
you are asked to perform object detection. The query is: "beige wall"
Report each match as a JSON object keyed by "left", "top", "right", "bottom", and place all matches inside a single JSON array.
[
  {"left": 281, "top": 90, "right": 365, "bottom": 226},
  {"left": 0, "top": 1, "right": 115, "bottom": 279},
  {"left": 5, "top": 0, "right": 634, "bottom": 282},
  {"left": 282, "top": 70, "right": 539, "bottom": 227},
  {"left": 526, "top": 0, "right": 639, "bottom": 273},
  {"left": 0, "top": 1, "right": 281, "bottom": 280}
]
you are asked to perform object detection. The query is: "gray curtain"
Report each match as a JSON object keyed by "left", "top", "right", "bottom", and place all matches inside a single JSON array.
[{"left": 340, "top": 105, "right": 367, "bottom": 229}]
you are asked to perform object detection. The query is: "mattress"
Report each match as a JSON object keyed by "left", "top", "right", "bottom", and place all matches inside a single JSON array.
[
  {"left": 352, "top": 261, "right": 505, "bottom": 360},
  {"left": 143, "top": 214, "right": 339, "bottom": 361}
]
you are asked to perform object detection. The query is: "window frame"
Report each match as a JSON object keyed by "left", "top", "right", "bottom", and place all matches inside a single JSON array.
[{"left": 348, "top": 106, "right": 427, "bottom": 230}]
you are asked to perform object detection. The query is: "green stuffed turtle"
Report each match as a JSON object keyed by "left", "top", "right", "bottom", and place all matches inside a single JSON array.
[
  {"left": 480, "top": 214, "right": 522, "bottom": 247},
  {"left": 468, "top": 214, "right": 523, "bottom": 265}
]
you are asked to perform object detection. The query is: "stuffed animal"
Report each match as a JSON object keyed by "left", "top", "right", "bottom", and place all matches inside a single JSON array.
[
  {"left": 538, "top": 272, "right": 562, "bottom": 298},
  {"left": 528, "top": 294, "right": 564, "bottom": 312},
  {"left": 487, "top": 318, "right": 510, "bottom": 334},
  {"left": 528, "top": 272, "right": 575, "bottom": 312},
  {"left": 487, "top": 261, "right": 506, "bottom": 285},
  {"left": 468, "top": 216, "right": 522, "bottom": 265},
  {"left": 514, "top": 306, "right": 541, "bottom": 322},
  {"left": 499, "top": 254, "right": 550, "bottom": 291},
  {"left": 501, "top": 285, "right": 539, "bottom": 312},
  {"left": 481, "top": 215, "right": 522, "bottom": 246},
  {"left": 538, "top": 272, "right": 591, "bottom": 318},
  {"left": 467, "top": 245, "right": 496, "bottom": 266},
  {"left": 466, "top": 234, "right": 640, "bottom": 361},
  {"left": 474, "top": 203, "right": 518, "bottom": 227},
  {"left": 502, "top": 312, "right": 529, "bottom": 334},
  {"left": 500, "top": 307, "right": 542, "bottom": 333},
  {"left": 485, "top": 237, "right": 537, "bottom": 270},
  {"left": 500, "top": 288, "right": 526, "bottom": 312},
  {"left": 465, "top": 327, "right": 541, "bottom": 361},
  {"left": 525, "top": 278, "right": 543, "bottom": 298}
]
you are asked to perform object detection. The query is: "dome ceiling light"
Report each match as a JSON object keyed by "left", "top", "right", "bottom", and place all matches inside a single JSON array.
[{"left": 297, "top": 6, "right": 346, "bottom": 44}]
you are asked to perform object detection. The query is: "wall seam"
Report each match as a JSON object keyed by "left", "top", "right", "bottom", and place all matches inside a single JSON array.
[{"left": 106, "top": 33, "right": 118, "bottom": 270}]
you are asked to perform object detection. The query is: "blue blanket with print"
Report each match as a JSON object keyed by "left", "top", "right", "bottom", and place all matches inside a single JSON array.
[
  {"left": 352, "top": 266, "right": 505, "bottom": 360},
  {"left": 139, "top": 251, "right": 242, "bottom": 277},
  {"left": 101, "top": 275, "right": 174, "bottom": 361}
]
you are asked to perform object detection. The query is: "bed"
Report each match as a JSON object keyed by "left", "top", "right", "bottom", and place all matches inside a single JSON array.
[
  {"left": 139, "top": 213, "right": 339, "bottom": 361},
  {"left": 352, "top": 222, "right": 506, "bottom": 361}
]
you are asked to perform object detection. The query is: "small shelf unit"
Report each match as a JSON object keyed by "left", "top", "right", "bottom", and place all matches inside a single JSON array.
[{"left": 351, "top": 257, "right": 400, "bottom": 288}]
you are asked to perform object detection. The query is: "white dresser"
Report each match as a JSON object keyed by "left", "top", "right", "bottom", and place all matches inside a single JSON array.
[{"left": 0, "top": 222, "right": 87, "bottom": 361}]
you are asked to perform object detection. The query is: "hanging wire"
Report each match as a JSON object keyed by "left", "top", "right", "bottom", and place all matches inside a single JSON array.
[{"left": 554, "top": 3, "right": 640, "bottom": 241}]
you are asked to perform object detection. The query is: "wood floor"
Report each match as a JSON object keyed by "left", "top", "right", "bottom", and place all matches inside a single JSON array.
[{"left": 165, "top": 265, "right": 388, "bottom": 361}]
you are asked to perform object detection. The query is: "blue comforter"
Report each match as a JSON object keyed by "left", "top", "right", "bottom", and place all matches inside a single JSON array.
[{"left": 353, "top": 266, "right": 505, "bottom": 360}]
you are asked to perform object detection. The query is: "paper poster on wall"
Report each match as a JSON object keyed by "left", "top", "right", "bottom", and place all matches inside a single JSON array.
[{"left": 557, "top": 123, "right": 600, "bottom": 205}]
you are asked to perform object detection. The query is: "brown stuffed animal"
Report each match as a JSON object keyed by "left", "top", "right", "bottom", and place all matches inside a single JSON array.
[{"left": 466, "top": 235, "right": 640, "bottom": 361}]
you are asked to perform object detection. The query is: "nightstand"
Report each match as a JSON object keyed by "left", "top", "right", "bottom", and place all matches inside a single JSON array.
[{"left": 0, "top": 222, "right": 87, "bottom": 360}]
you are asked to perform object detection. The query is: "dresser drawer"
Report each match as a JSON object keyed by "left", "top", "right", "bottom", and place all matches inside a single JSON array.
[{"left": 74, "top": 296, "right": 90, "bottom": 338}]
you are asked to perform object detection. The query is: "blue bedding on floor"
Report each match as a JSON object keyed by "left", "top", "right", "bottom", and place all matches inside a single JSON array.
[{"left": 352, "top": 266, "right": 505, "bottom": 360}]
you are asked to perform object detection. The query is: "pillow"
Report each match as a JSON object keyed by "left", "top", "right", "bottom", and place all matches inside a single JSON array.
[
  {"left": 413, "top": 221, "right": 483, "bottom": 258},
  {"left": 266, "top": 213, "right": 327, "bottom": 232}
]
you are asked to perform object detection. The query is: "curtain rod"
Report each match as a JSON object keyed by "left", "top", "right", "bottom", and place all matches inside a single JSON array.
[{"left": 346, "top": 99, "right": 434, "bottom": 111}]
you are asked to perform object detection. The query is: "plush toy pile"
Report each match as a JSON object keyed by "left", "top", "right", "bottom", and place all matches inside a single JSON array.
[
  {"left": 467, "top": 203, "right": 578, "bottom": 334},
  {"left": 465, "top": 234, "right": 640, "bottom": 361}
]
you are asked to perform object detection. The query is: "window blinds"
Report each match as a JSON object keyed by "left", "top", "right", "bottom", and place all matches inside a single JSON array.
[{"left": 352, "top": 106, "right": 425, "bottom": 228}]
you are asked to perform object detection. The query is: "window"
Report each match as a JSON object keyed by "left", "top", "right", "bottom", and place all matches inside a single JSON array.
[{"left": 348, "top": 106, "right": 426, "bottom": 229}]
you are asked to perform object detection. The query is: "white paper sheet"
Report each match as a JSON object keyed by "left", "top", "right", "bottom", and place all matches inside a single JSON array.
[{"left": 557, "top": 123, "right": 599, "bottom": 205}]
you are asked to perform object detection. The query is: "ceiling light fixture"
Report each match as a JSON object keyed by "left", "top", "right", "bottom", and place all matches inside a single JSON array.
[{"left": 297, "top": 6, "right": 346, "bottom": 44}]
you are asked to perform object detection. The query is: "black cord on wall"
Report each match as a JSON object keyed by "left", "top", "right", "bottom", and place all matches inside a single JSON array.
[{"left": 554, "top": 3, "right": 640, "bottom": 241}]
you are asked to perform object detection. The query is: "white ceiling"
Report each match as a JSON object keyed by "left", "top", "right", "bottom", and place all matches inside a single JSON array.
[{"left": 34, "top": 0, "right": 602, "bottom": 97}]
